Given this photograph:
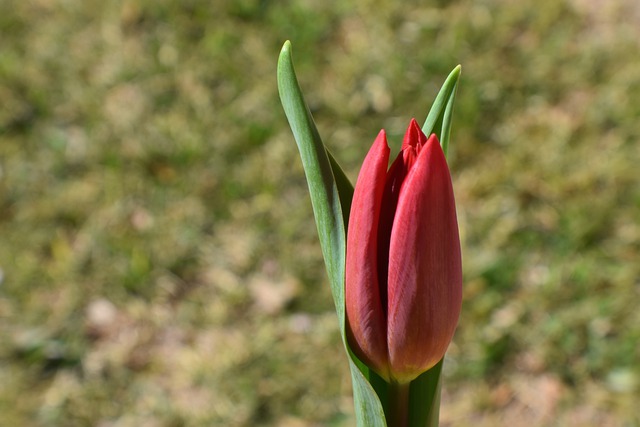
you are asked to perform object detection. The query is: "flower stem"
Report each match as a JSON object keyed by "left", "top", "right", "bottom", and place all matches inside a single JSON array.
[{"left": 387, "top": 381, "right": 410, "bottom": 427}]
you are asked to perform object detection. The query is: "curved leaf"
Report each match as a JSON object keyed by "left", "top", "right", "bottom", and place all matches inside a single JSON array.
[
  {"left": 277, "top": 41, "right": 386, "bottom": 427},
  {"left": 422, "top": 65, "right": 461, "bottom": 157},
  {"left": 409, "top": 65, "right": 461, "bottom": 427}
]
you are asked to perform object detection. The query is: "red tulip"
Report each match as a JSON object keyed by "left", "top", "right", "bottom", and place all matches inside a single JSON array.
[{"left": 345, "top": 119, "right": 462, "bottom": 384}]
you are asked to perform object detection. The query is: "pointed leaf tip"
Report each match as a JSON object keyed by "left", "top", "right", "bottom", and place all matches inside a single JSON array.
[
  {"left": 422, "top": 65, "right": 461, "bottom": 158},
  {"left": 281, "top": 40, "right": 291, "bottom": 54}
]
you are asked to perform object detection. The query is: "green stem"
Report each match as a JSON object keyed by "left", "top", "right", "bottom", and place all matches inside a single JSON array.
[{"left": 387, "top": 381, "right": 410, "bottom": 427}]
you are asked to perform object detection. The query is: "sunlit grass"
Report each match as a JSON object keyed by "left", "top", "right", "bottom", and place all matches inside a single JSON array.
[{"left": 1, "top": 0, "right": 639, "bottom": 425}]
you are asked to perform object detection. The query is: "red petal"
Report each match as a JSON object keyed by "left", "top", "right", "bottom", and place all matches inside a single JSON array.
[
  {"left": 401, "top": 118, "right": 428, "bottom": 152},
  {"left": 386, "top": 133, "right": 462, "bottom": 383},
  {"left": 345, "top": 130, "right": 391, "bottom": 380},
  {"left": 376, "top": 151, "right": 406, "bottom": 311},
  {"left": 378, "top": 119, "right": 427, "bottom": 289}
]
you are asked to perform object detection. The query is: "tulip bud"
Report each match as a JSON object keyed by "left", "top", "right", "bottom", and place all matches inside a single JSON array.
[{"left": 346, "top": 119, "right": 462, "bottom": 384}]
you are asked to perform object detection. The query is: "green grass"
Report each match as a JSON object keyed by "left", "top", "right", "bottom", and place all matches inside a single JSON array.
[{"left": 1, "top": 0, "right": 639, "bottom": 425}]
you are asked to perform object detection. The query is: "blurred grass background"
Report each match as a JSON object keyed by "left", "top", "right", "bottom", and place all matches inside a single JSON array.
[{"left": 1, "top": 0, "right": 639, "bottom": 426}]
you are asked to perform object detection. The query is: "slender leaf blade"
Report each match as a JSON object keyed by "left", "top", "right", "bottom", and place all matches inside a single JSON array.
[
  {"left": 277, "top": 41, "right": 386, "bottom": 427},
  {"left": 277, "top": 40, "right": 345, "bottom": 320},
  {"left": 422, "top": 65, "right": 461, "bottom": 157},
  {"left": 437, "top": 77, "right": 458, "bottom": 157}
]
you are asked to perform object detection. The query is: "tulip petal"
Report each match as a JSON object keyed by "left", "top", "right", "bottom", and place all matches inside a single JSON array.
[
  {"left": 387, "top": 133, "right": 462, "bottom": 383},
  {"left": 402, "top": 118, "right": 428, "bottom": 152},
  {"left": 377, "top": 120, "right": 428, "bottom": 296},
  {"left": 346, "top": 130, "right": 391, "bottom": 380},
  {"left": 376, "top": 151, "right": 405, "bottom": 310}
]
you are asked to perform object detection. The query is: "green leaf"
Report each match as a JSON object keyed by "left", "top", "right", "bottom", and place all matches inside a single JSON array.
[
  {"left": 422, "top": 65, "right": 461, "bottom": 157},
  {"left": 408, "top": 66, "right": 461, "bottom": 427},
  {"left": 327, "top": 149, "right": 353, "bottom": 231},
  {"left": 350, "top": 360, "right": 388, "bottom": 427},
  {"left": 277, "top": 40, "right": 344, "bottom": 319},
  {"left": 408, "top": 359, "right": 443, "bottom": 427},
  {"left": 277, "top": 41, "right": 386, "bottom": 427}
]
